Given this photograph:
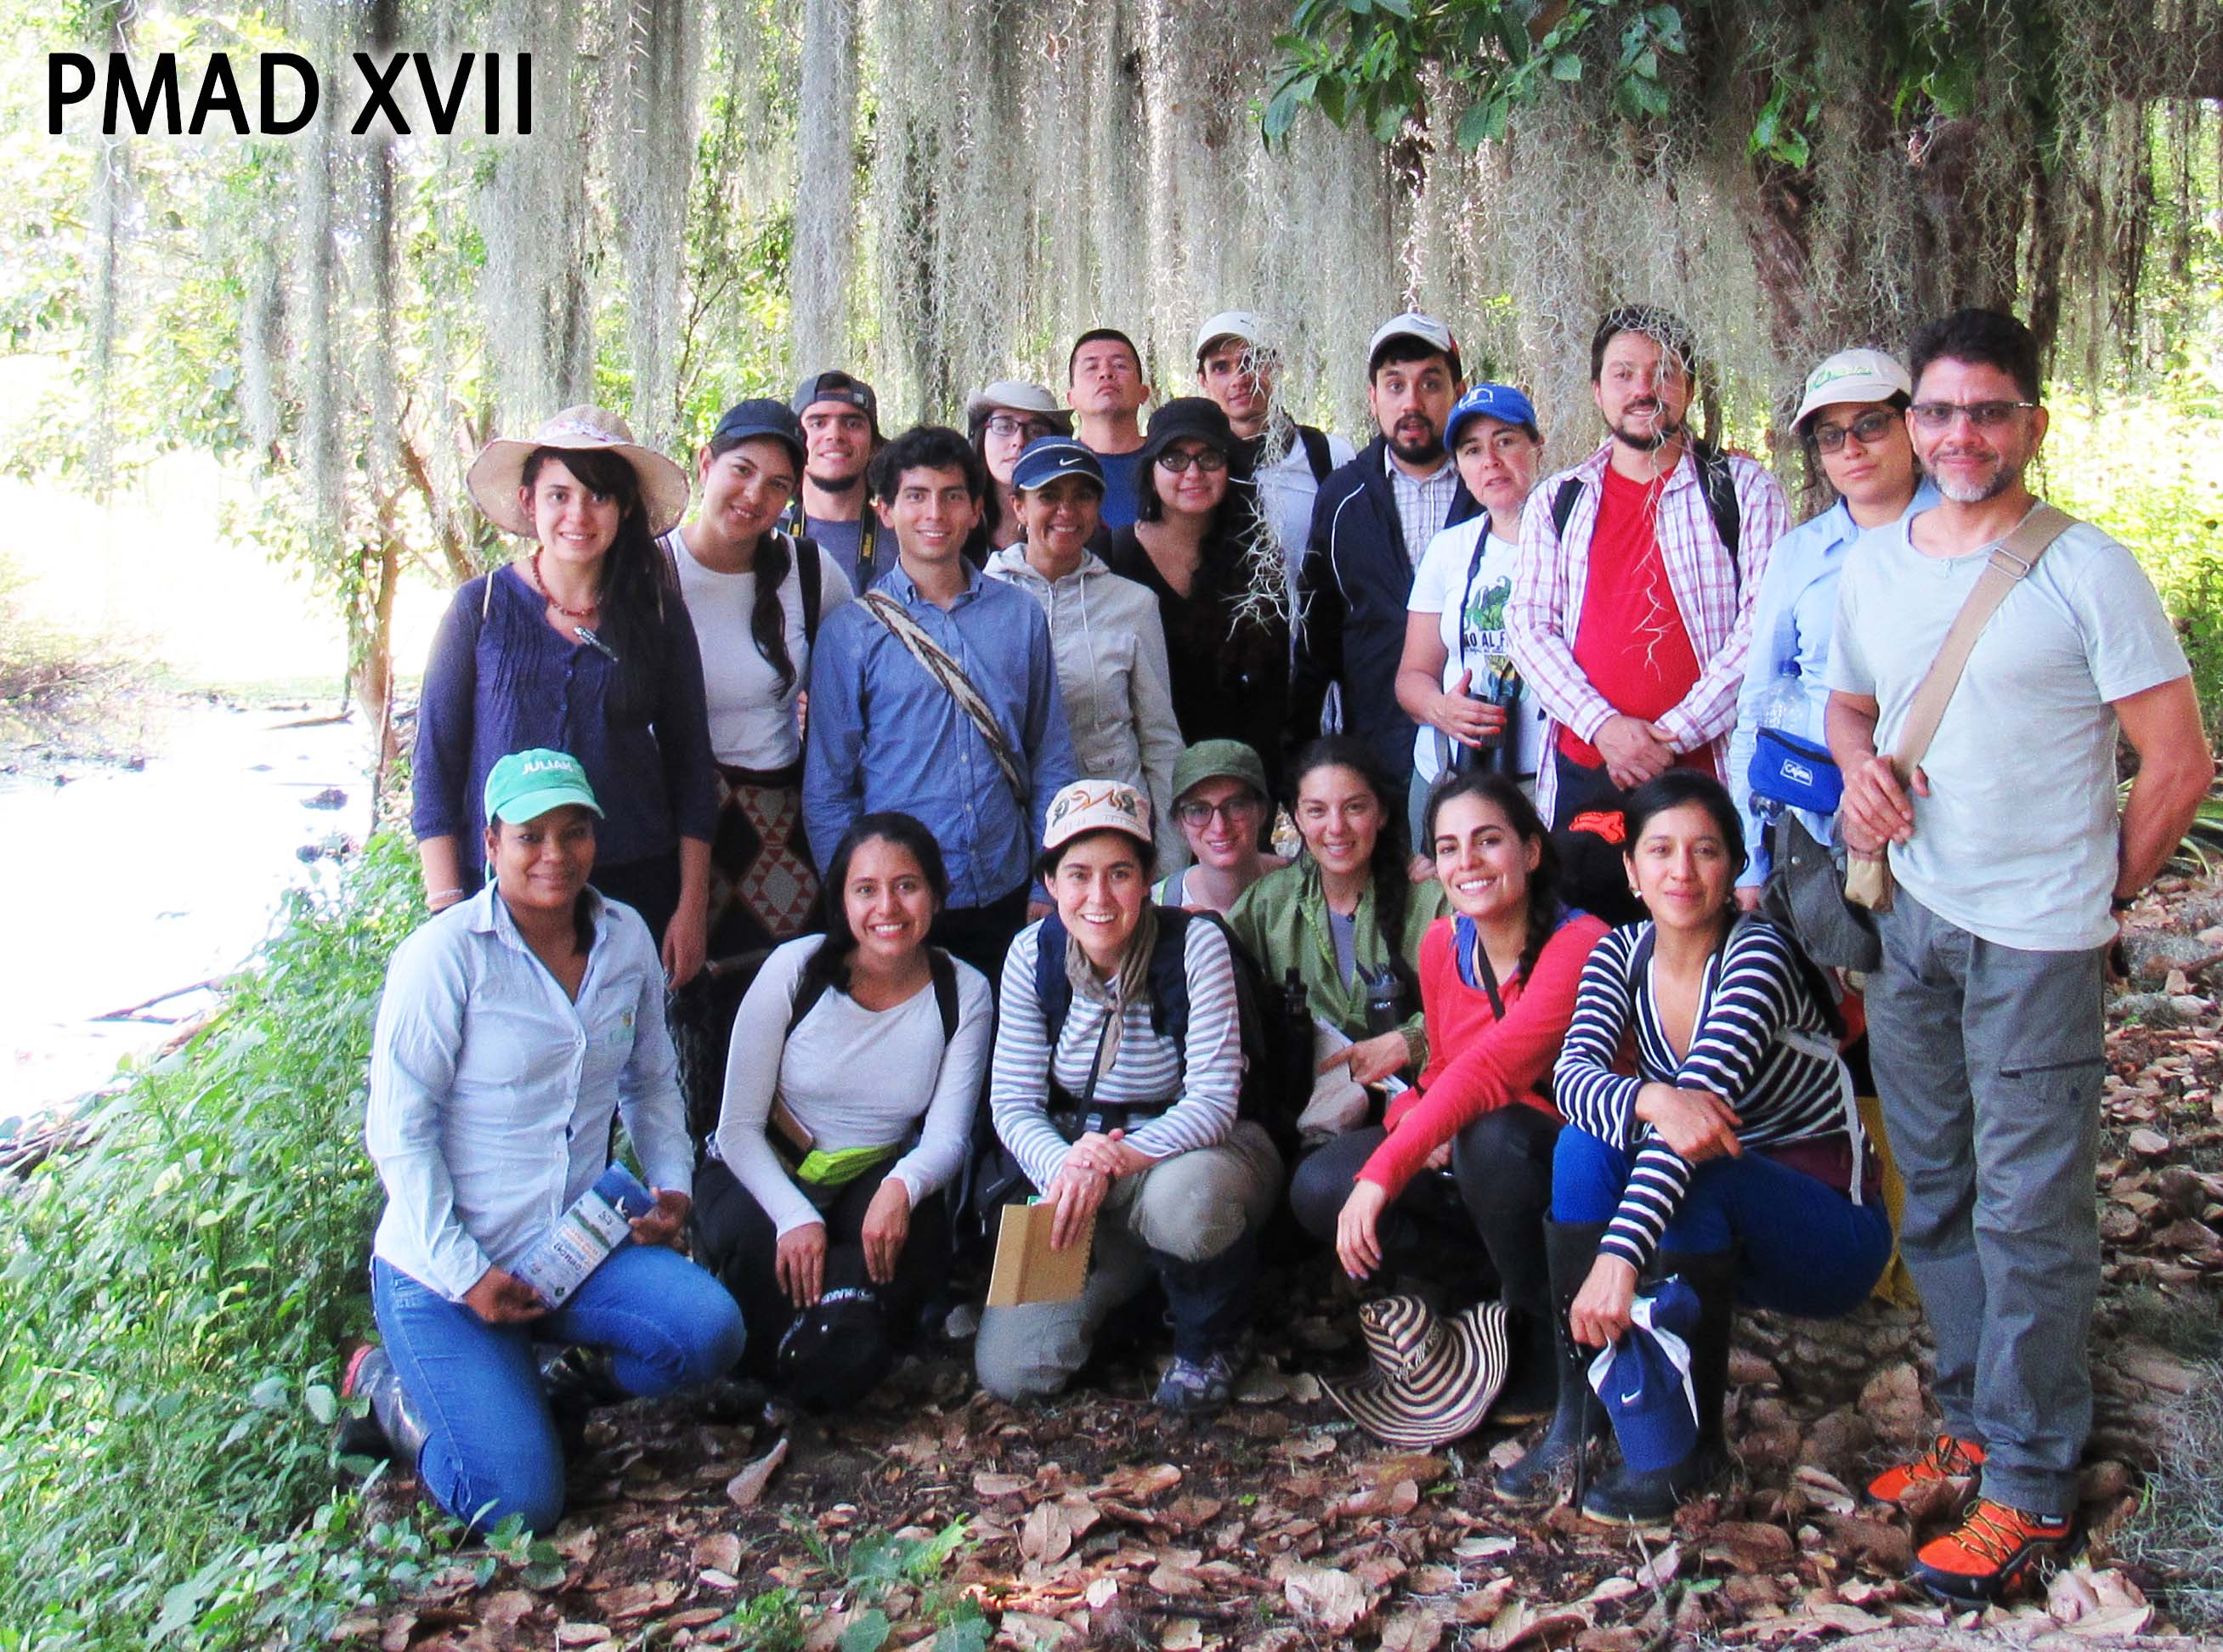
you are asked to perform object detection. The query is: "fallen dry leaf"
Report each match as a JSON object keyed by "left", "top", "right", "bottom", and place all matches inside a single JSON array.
[
  {"left": 1379, "top": 1605, "right": 1450, "bottom": 1652},
  {"left": 1632, "top": 1542, "right": 1681, "bottom": 1590},
  {"left": 596, "top": 1580, "right": 678, "bottom": 1621},
  {"left": 724, "top": 1435, "right": 789, "bottom": 1508},
  {"left": 692, "top": 1531, "right": 742, "bottom": 1574},
  {"left": 1095, "top": 1463, "right": 1182, "bottom": 1502},
  {"left": 1282, "top": 1563, "right": 1376, "bottom": 1633},
  {"left": 997, "top": 1608, "right": 1078, "bottom": 1649},
  {"left": 1338, "top": 1478, "right": 1420, "bottom": 1520},
  {"left": 974, "top": 1471, "right": 1031, "bottom": 1498},
  {"left": 553, "top": 1624, "right": 609, "bottom": 1649},
  {"left": 1022, "top": 1501, "right": 1078, "bottom": 1564},
  {"left": 1159, "top": 1617, "right": 1203, "bottom": 1650}
]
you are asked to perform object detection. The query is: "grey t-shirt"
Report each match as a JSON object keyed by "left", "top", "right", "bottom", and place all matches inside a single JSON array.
[
  {"left": 1826, "top": 510, "right": 2186, "bottom": 951},
  {"left": 806, "top": 515, "right": 866, "bottom": 590}
]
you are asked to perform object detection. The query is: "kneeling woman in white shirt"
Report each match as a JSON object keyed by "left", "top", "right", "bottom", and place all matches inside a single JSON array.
[
  {"left": 696, "top": 812, "right": 993, "bottom": 1408},
  {"left": 354, "top": 750, "right": 745, "bottom": 1536}
]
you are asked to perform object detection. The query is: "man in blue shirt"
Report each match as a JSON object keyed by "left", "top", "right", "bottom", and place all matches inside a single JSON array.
[
  {"left": 1067, "top": 329, "right": 1154, "bottom": 530},
  {"left": 804, "top": 425, "right": 1079, "bottom": 979}
]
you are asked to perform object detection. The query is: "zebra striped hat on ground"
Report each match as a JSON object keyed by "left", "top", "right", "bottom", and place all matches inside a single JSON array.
[{"left": 1322, "top": 1294, "right": 1510, "bottom": 1450}]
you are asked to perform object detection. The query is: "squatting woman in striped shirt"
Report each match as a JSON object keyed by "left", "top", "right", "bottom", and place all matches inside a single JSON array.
[
  {"left": 1535, "top": 771, "right": 1888, "bottom": 1525},
  {"left": 973, "top": 780, "right": 1281, "bottom": 1415}
]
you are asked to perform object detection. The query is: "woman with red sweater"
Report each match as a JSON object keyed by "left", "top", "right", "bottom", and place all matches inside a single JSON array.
[{"left": 1288, "top": 770, "right": 1607, "bottom": 1418}]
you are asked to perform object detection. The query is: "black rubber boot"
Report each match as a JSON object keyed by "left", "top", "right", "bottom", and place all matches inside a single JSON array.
[
  {"left": 1491, "top": 1220, "right": 1608, "bottom": 1503},
  {"left": 340, "top": 1344, "right": 429, "bottom": 1471},
  {"left": 1580, "top": 1246, "right": 1738, "bottom": 1526}
]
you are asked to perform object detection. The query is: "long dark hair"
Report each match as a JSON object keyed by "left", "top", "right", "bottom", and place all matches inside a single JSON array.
[
  {"left": 794, "top": 812, "right": 950, "bottom": 1001},
  {"left": 1422, "top": 768, "right": 1564, "bottom": 981},
  {"left": 965, "top": 405, "right": 1009, "bottom": 544},
  {"left": 1289, "top": 736, "right": 1417, "bottom": 999},
  {"left": 704, "top": 429, "right": 804, "bottom": 694},
  {"left": 521, "top": 445, "right": 670, "bottom": 715}
]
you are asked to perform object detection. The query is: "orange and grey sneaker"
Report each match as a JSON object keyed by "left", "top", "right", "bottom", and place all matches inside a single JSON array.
[
  {"left": 1909, "top": 1498, "right": 2081, "bottom": 1603},
  {"left": 1866, "top": 1433, "right": 1986, "bottom": 1504}
]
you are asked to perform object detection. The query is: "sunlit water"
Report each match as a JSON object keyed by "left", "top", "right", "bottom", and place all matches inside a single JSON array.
[{"left": 0, "top": 702, "right": 375, "bottom": 1129}]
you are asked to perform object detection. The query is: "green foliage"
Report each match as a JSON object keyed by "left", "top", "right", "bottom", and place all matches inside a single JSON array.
[
  {"left": 778, "top": 1517, "right": 985, "bottom": 1650},
  {"left": 0, "top": 834, "right": 424, "bottom": 1648}
]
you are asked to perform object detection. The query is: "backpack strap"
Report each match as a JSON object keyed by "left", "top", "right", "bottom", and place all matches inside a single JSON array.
[
  {"left": 1033, "top": 912, "right": 1074, "bottom": 1042},
  {"left": 1298, "top": 424, "right": 1333, "bottom": 486},
  {"left": 1146, "top": 907, "right": 1196, "bottom": 1044},
  {"left": 795, "top": 533, "right": 824, "bottom": 648},
  {"left": 1550, "top": 477, "right": 1583, "bottom": 538},
  {"left": 1690, "top": 440, "right": 1743, "bottom": 587},
  {"left": 929, "top": 946, "right": 959, "bottom": 1042},
  {"left": 785, "top": 968, "right": 832, "bottom": 1038}
]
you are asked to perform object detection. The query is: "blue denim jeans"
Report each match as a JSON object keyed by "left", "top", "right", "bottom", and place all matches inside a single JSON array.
[
  {"left": 371, "top": 1247, "right": 745, "bottom": 1534},
  {"left": 1552, "top": 1126, "right": 1891, "bottom": 1318}
]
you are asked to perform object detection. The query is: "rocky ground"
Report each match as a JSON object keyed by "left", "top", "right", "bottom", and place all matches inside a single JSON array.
[{"left": 344, "top": 880, "right": 2223, "bottom": 1652}]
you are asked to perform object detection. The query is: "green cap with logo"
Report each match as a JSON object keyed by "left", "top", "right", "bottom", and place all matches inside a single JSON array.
[{"left": 484, "top": 748, "right": 603, "bottom": 827}]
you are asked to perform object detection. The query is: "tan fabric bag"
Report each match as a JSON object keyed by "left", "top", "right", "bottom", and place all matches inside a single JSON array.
[{"left": 1846, "top": 503, "right": 2076, "bottom": 912}]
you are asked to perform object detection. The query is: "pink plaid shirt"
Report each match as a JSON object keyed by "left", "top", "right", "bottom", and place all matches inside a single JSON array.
[{"left": 1507, "top": 440, "right": 1787, "bottom": 823}]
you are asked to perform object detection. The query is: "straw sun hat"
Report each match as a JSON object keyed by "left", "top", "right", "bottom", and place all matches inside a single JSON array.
[
  {"left": 466, "top": 405, "right": 691, "bottom": 539},
  {"left": 1322, "top": 1294, "right": 1511, "bottom": 1449}
]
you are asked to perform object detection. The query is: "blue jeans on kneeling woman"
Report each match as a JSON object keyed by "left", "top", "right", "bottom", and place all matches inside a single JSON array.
[
  {"left": 370, "top": 1247, "right": 745, "bottom": 1535},
  {"left": 1551, "top": 1126, "right": 1891, "bottom": 1314}
]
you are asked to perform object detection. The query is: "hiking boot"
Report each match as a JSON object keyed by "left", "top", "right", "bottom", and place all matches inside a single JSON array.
[
  {"left": 1579, "top": 1246, "right": 1737, "bottom": 1527},
  {"left": 1492, "top": 1220, "right": 1609, "bottom": 1504},
  {"left": 1909, "top": 1498, "right": 2081, "bottom": 1603},
  {"left": 340, "top": 1343, "right": 428, "bottom": 1471},
  {"left": 1867, "top": 1433, "right": 1986, "bottom": 1506},
  {"left": 1155, "top": 1351, "right": 1238, "bottom": 1415}
]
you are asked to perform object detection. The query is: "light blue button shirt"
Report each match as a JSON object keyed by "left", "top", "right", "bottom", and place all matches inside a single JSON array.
[
  {"left": 365, "top": 884, "right": 693, "bottom": 1302},
  {"left": 1727, "top": 483, "right": 1938, "bottom": 885}
]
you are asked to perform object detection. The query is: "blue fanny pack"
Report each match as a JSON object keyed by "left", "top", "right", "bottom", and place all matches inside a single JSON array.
[{"left": 1747, "top": 726, "right": 1842, "bottom": 816}]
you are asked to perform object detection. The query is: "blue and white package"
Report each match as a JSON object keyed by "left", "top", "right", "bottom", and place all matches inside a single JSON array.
[{"left": 512, "top": 1163, "right": 656, "bottom": 1308}]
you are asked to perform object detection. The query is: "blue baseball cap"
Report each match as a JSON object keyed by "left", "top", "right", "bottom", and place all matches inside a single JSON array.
[
  {"left": 1591, "top": 1276, "right": 1701, "bottom": 1473},
  {"left": 1445, "top": 383, "right": 1541, "bottom": 450},
  {"left": 1010, "top": 435, "right": 1106, "bottom": 494}
]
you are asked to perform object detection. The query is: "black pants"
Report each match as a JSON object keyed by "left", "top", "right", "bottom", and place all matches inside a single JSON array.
[
  {"left": 931, "top": 885, "right": 1032, "bottom": 986},
  {"left": 692, "top": 1156, "right": 947, "bottom": 1393},
  {"left": 1287, "top": 1106, "right": 1560, "bottom": 1316},
  {"left": 591, "top": 852, "right": 682, "bottom": 948}
]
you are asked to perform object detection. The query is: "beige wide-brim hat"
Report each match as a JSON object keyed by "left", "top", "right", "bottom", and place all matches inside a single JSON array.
[
  {"left": 466, "top": 405, "right": 692, "bottom": 539},
  {"left": 1322, "top": 1294, "right": 1510, "bottom": 1449},
  {"left": 963, "top": 379, "right": 1073, "bottom": 433}
]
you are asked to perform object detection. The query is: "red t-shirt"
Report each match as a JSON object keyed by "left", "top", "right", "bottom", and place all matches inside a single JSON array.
[
  {"left": 1557, "top": 463, "right": 1703, "bottom": 766},
  {"left": 1358, "top": 911, "right": 1610, "bottom": 1198}
]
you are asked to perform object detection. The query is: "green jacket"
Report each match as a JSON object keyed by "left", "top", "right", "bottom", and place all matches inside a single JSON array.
[{"left": 1225, "top": 857, "right": 1447, "bottom": 1071}]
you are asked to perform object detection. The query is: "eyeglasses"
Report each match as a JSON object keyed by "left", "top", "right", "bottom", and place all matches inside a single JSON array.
[
  {"left": 1175, "top": 795, "right": 1261, "bottom": 828},
  {"left": 1811, "top": 410, "right": 1898, "bottom": 454},
  {"left": 1908, "top": 399, "right": 2038, "bottom": 431},
  {"left": 986, "top": 415, "right": 1056, "bottom": 441},
  {"left": 1156, "top": 449, "right": 1228, "bottom": 474}
]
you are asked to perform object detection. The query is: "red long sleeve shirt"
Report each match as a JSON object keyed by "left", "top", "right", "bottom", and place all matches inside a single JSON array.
[{"left": 1359, "top": 910, "right": 1610, "bottom": 1198}]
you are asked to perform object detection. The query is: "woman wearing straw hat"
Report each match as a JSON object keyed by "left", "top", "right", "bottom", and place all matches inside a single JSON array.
[
  {"left": 975, "top": 779, "right": 1281, "bottom": 1414},
  {"left": 965, "top": 381, "right": 1072, "bottom": 562},
  {"left": 659, "top": 399, "right": 856, "bottom": 958},
  {"left": 413, "top": 406, "right": 716, "bottom": 986}
]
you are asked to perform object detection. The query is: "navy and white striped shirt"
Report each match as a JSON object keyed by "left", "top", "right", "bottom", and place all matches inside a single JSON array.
[
  {"left": 1555, "top": 919, "right": 1846, "bottom": 1269},
  {"left": 990, "top": 917, "right": 1243, "bottom": 1191}
]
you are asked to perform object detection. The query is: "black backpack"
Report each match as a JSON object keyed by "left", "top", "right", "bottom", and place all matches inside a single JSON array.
[
  {"left": 676, "top": 943, "right": 961, "bottom": 1149},
  {"left": 1551, "top": 439, "right": 1742, "bottom": 590}
]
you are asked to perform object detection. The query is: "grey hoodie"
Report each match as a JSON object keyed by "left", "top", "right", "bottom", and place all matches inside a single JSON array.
[{"left": 985, "top": 546, "right": 1182, "bottom": 834}]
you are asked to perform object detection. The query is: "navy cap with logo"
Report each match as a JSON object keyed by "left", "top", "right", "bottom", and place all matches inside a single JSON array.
[
  {"left": 1010, "top": 435, "right": 1107, "bottom": 494},
  {"left": 790, "top": 371, "right": 880, "bottom": 432}
]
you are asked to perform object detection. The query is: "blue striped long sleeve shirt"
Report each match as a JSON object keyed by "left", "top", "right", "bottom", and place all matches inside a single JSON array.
[{"left": 1554, "top": 919, "right": 1846, "bottom": 1269}]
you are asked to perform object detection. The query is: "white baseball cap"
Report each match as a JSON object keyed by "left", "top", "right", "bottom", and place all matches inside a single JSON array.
[
  {"left": 1793, "top": 348, "right": 1913, "bottom": 431},
  {"left": 1194, "top": 309, "right": 1271, "bottom": 363},
  {"left": 1366, "top": 311, "right": 1461, "bottom": 376}
]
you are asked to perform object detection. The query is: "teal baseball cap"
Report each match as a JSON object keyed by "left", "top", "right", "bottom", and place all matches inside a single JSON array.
[{"left": 484, "top": 749, "right": 603, "bottom": 826}]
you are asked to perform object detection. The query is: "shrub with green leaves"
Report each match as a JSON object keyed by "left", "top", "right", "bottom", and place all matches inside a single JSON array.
[{"left": 0, "top": 834, "right": 422, "bottom": 1649}]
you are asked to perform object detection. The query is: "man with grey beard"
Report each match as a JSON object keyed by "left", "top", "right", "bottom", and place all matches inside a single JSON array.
[{"left": 1828, "top": 307, "right": 2211, "bottom": 1604}]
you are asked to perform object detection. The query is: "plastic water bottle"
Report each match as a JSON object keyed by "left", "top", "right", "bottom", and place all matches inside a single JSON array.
[
  {"left": 1750, "top": 664, "right": 1807, "bottom": 821},
  {"left": 513, "top": 1163, "right": 657, "bottom": 1308}
]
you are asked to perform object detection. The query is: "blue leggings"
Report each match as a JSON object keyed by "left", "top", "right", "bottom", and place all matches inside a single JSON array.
[
  {"left": 1551, "top": 1127, "right": 1891, "bottom": 1318},
  {"left": 372, "top": 1247, "right": 745, "bottom": 1534}
]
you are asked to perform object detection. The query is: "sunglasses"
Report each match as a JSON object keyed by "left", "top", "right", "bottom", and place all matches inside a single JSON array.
[
  {"left": 1156, "top": 449, "right": 1228, "bottom": 474},
  {"left": 1811, "top": 410, "right": 1898, "bottom": 453}
]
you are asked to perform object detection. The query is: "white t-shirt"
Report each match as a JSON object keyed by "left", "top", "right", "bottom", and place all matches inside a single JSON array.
[
  {"left": 1827, "top": 512, "right": 2186, "bottom": 951},
  {"left": 1406, "top": 518, "right": 1546, "bottom": 781},
  {"left": 664, "top": 530, "right": 854, "bottom": 769}
]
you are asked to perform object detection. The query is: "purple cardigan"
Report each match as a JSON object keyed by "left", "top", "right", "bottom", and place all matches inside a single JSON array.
[{"left": 410, "top": 564, "right": 716, "bottom": 882}]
